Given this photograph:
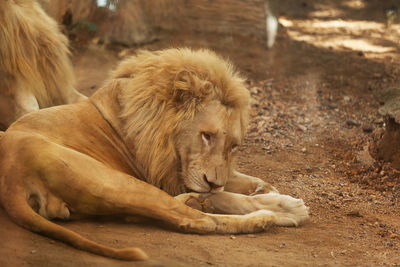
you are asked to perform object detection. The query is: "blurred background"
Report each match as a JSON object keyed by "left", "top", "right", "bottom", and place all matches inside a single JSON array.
[{"left": 37, "top": 0, "right": 400, "bottom": 95}]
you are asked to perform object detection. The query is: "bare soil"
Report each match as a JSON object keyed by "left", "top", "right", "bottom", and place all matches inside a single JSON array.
[{"left": 2, "top": 1, "right": 400, "bottom": 266}]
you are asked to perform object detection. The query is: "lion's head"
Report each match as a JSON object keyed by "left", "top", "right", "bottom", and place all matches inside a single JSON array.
[{"left": 108, "top": 48, "right": 250, "bottom": 195}]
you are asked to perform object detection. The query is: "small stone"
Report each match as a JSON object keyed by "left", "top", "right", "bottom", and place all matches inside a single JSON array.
[
  {"left": 362, "top": 124, "right": 373, "bottom": 133},
  {"left": 230, "top": 235, "right": 236, "bottom": 240},
  {"left": 30, "top": 250, "right": 37, "bottom": 254},
  {"left": 280, "top": 242, "right": 286, "bottom": 248},
  {"left": 346, "top": 119, "right": 360, "bottom": 127},
  {"left": 390, "top": 233, "right": 398, "bottom": 239},
  {"left": 301, "top": 147, "right": 307, "bottom": 153},
  {"left": 250, "top": 87, "right": 260, "bottom": 95},
  {"left": 343, "top": 96, "right": 351, "bottom": 102},
  {"left": 374, "top": 118, "right": 384, "bottom": 125},
  {"left": 327, "top": 103, "right": 338, "bottom": 109},
  {"left": 297, "top": 124, "right": 307, "bottom": 132},
  {"left": 347, "top": 211, "right": 363, "bottom": 217}
]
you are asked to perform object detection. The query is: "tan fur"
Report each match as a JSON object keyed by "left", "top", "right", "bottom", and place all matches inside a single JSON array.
[
  {"left": 0, "top": 0, "right": 86, "bottom": 130},
  {"left": 0, "top": 48, "right": 308, "bottom": 261}
]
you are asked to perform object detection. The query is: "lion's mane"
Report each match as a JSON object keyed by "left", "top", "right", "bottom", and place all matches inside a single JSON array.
[
  {"left": 0, "top": 0, "right": 83, "bottom": 109},
  {"left": 109, "top": 48, "right": 250, "bottom": 195}
]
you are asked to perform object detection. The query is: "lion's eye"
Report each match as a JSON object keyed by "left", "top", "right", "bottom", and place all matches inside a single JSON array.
[
  {"left": 201, "top": 132, "right": 212, "bottom": 146},
  {"left": 231, "top": 144, "right": 238, "bottom": 152}
]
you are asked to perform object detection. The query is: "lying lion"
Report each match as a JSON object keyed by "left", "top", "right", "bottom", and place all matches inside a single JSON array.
[
  {"left": 0, "top": 48, "right": 309, "bottom": 261},
  {"left": 0, "top": 0, "right": 86, "bottom": 130}
]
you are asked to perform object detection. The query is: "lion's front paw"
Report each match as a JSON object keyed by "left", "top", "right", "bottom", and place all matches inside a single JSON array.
[
  {"left": 273, "top": 196, "right": 309, "bottom": 227},
  {"left": 214, "top": 210, "right": 276, "bottom": 234},
  {"left": 254, "top": 193, "right": 309, "bottom": 227},
  {"left": 175, "top": 193, "right": 215, "bottom": 213},
  {"left": 242, "top": 210, "right": 277, "bottom": 232}
]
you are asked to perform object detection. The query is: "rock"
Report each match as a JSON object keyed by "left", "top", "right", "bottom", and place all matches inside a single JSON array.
[
  {"left": 379, "top": 87, "right": 400, "bottom": 123},
  {"left": 376, "top": 117, "right": 400, "bottom": 170},
  {"left": 356, "top": 147, "right": 375, "bottom": 166}
]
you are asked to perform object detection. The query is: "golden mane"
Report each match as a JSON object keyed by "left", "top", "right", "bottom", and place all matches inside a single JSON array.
[
  {"left": 113, "top": 48, "right": 250, "bottom": 195},
  {"left": 0, "top": 0, "right": 81, "bottom": 108}
]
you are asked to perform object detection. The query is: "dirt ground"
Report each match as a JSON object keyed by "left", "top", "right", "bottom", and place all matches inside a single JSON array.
[{"left": 2, "top": 0, "right": 400, "bottom": 266}]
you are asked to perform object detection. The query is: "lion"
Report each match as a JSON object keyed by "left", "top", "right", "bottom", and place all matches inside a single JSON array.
[
  {"left": 0, "top": 0, "right": 86, "bottom": 130},
  {"left": 0, "top": 48, "right": 309, "bottom": 261}
]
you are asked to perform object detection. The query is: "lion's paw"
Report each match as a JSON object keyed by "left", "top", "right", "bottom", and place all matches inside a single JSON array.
[
  {"left": 175, "top": 192, "right": 215, "bottom": 213},
  {"left": 242, "top": 210, "right": 277, "bottom": 232},
  {"left": 253, "top": 193, "right": 309, "bottom": 227},
  {"left": 213, "top": 210, "right": 277, "bottom": 234}
]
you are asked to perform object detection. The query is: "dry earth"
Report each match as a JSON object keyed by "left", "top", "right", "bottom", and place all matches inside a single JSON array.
[{"left": 2, "top": 0, "right": 400, "bottom": 266}]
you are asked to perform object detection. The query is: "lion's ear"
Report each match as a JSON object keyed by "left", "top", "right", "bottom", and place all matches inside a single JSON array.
[
  {"left": 172, "top": 70, "right": 214, "bottom": 104},
  {"left": 172, "top": 70, "right": 196, "bottom": 104}
]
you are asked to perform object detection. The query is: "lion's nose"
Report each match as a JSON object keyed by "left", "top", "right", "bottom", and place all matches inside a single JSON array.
[{"left": 203, "top": 174, "right": 223, "bottom": 191}]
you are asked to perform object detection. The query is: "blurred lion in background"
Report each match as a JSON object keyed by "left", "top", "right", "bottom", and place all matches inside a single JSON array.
[{"left": 0, "top": 0, "right": 86, "bottom": 130}]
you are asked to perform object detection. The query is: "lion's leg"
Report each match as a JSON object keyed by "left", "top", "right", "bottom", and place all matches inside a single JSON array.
[
  {"left": 38, "top": 151, "right": 275, "bottom": 234},
  {"left": 1, "top": 137, "right": 278, "bottom": 260},
  {"left": 224, "top": 170, "right": 278, "bottom": 195},
  {"left": 21, "top": 138, "right": 277, "bottom": 235},
  {"left": 176, "top": 191, "right": 309, "bottom": 227}
]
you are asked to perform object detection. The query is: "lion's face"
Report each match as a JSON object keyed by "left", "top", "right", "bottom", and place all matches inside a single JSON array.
[{"left": 176, "top": 99, "right": 242, "bottom": 193}]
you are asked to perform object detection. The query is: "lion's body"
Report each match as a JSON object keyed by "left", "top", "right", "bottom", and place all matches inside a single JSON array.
[
  {"left": 0, "top": 0, "right": 86, "bottom": 130},
  {"left": 0, "top": 48, "right": 308, "bottom": 261}
]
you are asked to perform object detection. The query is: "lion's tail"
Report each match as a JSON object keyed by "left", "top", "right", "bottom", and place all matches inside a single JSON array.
[{"left": 3, "top": 192, "right": 148, "bottom": 261}]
